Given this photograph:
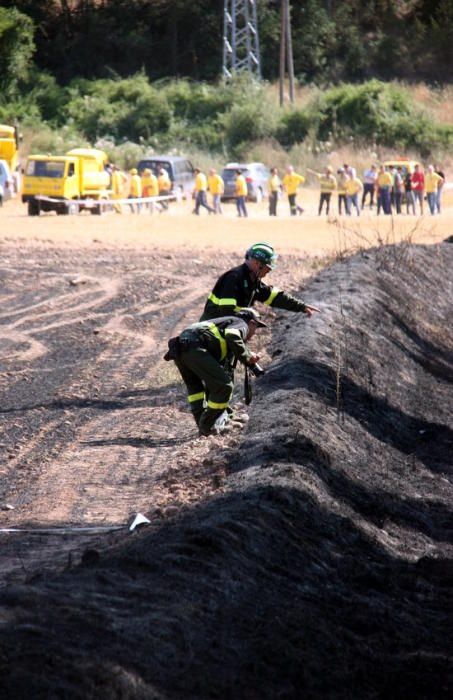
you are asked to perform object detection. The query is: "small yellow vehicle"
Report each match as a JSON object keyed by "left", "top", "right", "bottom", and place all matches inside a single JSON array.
[
  {"left": 22, "top": 148, "right": 112, "bottom": 216},
  {"left": 383, "top": 158, "right": 420, "bottom": 176}
]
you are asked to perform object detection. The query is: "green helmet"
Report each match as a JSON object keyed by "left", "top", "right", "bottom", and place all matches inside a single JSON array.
[{"left": 245, "top": 242, "right": 278, "bottom": 269}]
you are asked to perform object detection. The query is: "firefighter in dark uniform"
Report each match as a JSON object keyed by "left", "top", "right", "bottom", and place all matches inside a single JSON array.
[
  {"left": 165, "top": 308, "right": 266, "bottom": 436},
  {"left": 200, "top": 242, "right": 320, "bottom": 321}
]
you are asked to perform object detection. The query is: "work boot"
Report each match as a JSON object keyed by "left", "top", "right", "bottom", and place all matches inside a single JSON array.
[{"left": 213, "top": 410, "right": 229, "bottom": 432}]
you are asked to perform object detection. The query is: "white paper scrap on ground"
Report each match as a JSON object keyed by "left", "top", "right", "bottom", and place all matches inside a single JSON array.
[{"left": 129, "top": 513, "right": 151, "bottom": 532}]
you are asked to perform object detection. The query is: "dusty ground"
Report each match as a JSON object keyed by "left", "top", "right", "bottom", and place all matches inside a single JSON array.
[
  {"left": 0, "top": 196, "right": 452, "bottom": 698},
  {"left": 2, "top": 189, "right": 452, "bottom": 253}
]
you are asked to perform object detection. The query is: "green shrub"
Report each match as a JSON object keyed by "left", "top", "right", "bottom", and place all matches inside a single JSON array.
[
  {"left": 65, "top": 74, "right": 172, "bottom": 142},
  {"left": 162, "top": 79, "right": 234, "bottom": 122},
  {"left": 24, "top": 123, "right": 87, "bottom": 155},
  {"left": 0, "top": 98, "right": 40, "bottom": 123},
  {"left": 95, "top": 139, "right": 144, "bottom": 170},
  {"left": 314, "top": 80, "right": 415, "bottom": 142},
  {"left": 276, "top": 109, "right": 312, "bottom": 147},
  {"left": 25, "top": 71, "right": 67, "bottom": 123},
  {"left": 222, "top": 91, "right": 279, "bottom": 158}
]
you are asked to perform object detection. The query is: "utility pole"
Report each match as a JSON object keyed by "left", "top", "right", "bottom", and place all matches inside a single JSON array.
[
  {"left": 279, "top": 0, "right": 295, "bottom": 105},
  {"left": 279, "top": 0, "right": 286, "bottom": 106},
  {"left": 223, "top": 0, "right": 261, "bottom": 79}
]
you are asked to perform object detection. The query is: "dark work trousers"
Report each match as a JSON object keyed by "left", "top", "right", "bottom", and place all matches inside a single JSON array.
[
  {"left": 194, "top": 190, "right": 214, "bottom": 215},
  {"left": 269, "top": 191, "right": 278, "bottom": 216},
  {"left": 175, "top": 348, "right": 233, "bottom": 435},
  {"left": 338, "top": 194, "right": 348, "bottom": 215},
  {"left": 377, "top": 187, "right": 392, "bottom": 215},
  {"left": 362, "top": 183, "right": 375, "bottom": 208},
  {"left": 394, "top": 191, "right": 402, "bottom": 214},
  {"left": 236, "top": 195, "right": 248, "bottom": 217},
  {"left": 288, "top": 193, "right": 303, "bottom": 216},
  {"left": 159, "top": 188, "right": 170, "bottom": 210},
  {"left": 318, "top": 192, "right": 331, "bottom": 215}
]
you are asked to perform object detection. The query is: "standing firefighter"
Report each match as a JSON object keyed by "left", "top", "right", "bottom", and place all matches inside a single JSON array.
[
  {"left": 164, "top": 309, "right": 266, "bottom": 436},
  {"left": 200, "top": 242, "right": 319, "bottom": 322},
  {"left": 282, "top": 165, "right": 305, "bottom": 216}
]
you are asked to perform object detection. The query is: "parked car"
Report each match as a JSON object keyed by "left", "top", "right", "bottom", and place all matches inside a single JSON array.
[
  {"left": 137, "top": 155, "right": 195, "bottom": 196},
  {"left": 221, "top": 162, "right": 271, "bottom": 202}
]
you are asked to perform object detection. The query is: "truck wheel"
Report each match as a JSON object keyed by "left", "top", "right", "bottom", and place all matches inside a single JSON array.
[
  {"left": 67, "top": 202, "right": 79, "bottom": 216},
  {"left": 91, "top": 204, "right": 101, "bottom": 216},
  {"left": 28, "top": 200, "right": 40, "bottom": 217}
]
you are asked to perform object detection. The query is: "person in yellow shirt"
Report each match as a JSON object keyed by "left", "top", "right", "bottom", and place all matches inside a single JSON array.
[
  {"left": 140, "top": 168, "right": 158, "bottom": 212},
  {"left": 141, "top": 168, "right": 158, "bottom": 197},
  {"left": 376, "top": 165, "right": 393, "bottom": 215},
  {"left": 308, "top": 165, "right": 337, "bottom": 216},
  {"left": 111, "top": 165, "right": 127, "bottom": 214},
  {"left": 235, "top": 169, "right": 248, "bottom": 217},
  {"left": 344, "top": 171, "right": 363, "bottom": 216},
  {"left": 425, "top": 165, "right": 444, "bottom": 215},
  {"left": 158, "top": 168, "right": 171, "bottom": 210},
  {"left": 192, "top": 168, "right": 215, "bottom": 215},
  {"left": 282, "top": 165, "right": 305, "bottom": 216},
  {"left": 268, "top": 167, "right": 281, "bottom": 216},
  {"left": 208, "top": 168, "right": 224, "bottom": 214},
  {"left": 129, "top": 168, "right": 142, "bottom": 213}
]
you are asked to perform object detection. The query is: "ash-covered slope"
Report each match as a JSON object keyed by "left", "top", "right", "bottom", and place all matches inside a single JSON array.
[{"left": 0, "top": 244, "right": 452, "bottom": 700}]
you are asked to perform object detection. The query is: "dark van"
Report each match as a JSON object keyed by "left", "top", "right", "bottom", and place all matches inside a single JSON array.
[{"left": 137, "top": 155, "right": 195, "bottom": 197}]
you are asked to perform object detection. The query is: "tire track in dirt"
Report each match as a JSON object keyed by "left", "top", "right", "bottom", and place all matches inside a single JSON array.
[
  {"left": 0, "top": 244, "right": 312, "bottom": 584},
  {"left": 0, "top": 249, "right": 239, "bottom": 530}
]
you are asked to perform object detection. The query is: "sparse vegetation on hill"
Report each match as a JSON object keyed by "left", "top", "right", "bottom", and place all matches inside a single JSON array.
[
  {"left": 1, "top": 3, "right": 452, "bottom": 168},
  {"left": 6, "top": 76, "right": 453, "bottom": 171}
]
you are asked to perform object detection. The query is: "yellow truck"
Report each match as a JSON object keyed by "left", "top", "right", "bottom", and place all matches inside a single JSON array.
[
  {"left": 0, "top": 124, "right": 19, "bottom": 172},
  {"left": 22, "top": 148, "right": 112, "bottom": 216}
]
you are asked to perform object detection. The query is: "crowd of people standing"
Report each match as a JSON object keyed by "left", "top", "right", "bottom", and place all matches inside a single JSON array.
[
  {"left": 104, "top": 161, "right": 446, "bottom": 217},
  {"left": 307, "top": 162, "right": 446, "bottom": 217}
]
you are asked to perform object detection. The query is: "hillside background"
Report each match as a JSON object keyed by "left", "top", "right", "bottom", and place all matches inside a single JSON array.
[
  {"left": 3, "top": 0, "right": 453, "bottom": 84},
  {"left": 1, "top": 1, "right": 453, "bottom": 168}
]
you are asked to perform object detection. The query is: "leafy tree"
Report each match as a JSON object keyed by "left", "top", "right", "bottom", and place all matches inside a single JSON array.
[{"left": 0, "top": 6, "right": 35, "bottom": 92}]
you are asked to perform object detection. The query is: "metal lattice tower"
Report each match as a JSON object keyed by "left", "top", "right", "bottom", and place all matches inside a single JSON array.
[{"left": 223, "top": 0, "right": 261, "bottom": 79}]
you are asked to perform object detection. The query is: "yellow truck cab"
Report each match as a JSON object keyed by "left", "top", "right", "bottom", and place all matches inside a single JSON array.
[
  {"left": 0, "top": 124, "right": 19, "bottom": 172},
  {"left": 22, "top": 148, "right": 111, "bottom": 216}
]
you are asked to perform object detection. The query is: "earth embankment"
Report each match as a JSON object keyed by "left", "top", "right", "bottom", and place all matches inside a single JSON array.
[{"left": 0, "top": 243, "right": 452, "bottom": 699}]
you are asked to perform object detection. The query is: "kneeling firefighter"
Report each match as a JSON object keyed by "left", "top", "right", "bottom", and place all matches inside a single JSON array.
[{"left": 164, "top": 308, "right": 266, "bottom": 436}]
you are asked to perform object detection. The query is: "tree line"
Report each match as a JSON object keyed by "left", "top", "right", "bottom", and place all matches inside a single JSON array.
[{"left": 1, "top": 0, "right": 452, "bottom": 89}]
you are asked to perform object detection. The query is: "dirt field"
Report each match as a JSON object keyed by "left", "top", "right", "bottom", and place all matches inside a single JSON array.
[
  {"left": 2, "top": 189, "right": 452, "bottom": 253},
  {"left": 0, "top": 195, "right": 452, "bottom": 698}
]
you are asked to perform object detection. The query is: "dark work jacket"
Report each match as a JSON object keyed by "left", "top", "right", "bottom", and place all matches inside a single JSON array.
[
  {"left": 200, "top": 263, "right": 307, "bottom": 321},
  {"left": 180, "top": 316, "right": 252, "bottom": 367}
]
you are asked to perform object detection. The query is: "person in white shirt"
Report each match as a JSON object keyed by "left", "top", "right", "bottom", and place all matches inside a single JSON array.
[{"left": 362, "top": 164, "right": 377, "bottom": 209}]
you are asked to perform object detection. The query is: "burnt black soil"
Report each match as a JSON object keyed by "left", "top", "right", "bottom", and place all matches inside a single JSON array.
[{"left": 1, "top": 243, "right": 453, "bottom": 699}]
